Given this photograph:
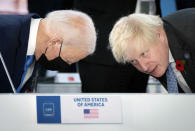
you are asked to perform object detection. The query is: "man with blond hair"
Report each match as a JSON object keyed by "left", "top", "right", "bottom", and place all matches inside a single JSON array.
[
  {"left": 0, "top": 10, "right": 96, "bottom": 93},
  {"left": 109, "top": 8, "right": 195, "bottom": 93}
]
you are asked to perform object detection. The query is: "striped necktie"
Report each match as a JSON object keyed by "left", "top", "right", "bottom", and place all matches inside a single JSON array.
[
  {"left": 17, "top": 55, "right": 34, "bottom": 93},
  {"left": 166, "top": 63, "right": 178, "bottom": 93}
]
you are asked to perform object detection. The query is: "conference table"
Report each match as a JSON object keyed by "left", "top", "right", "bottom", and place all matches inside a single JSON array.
[{"left": 0, "top": 93, "right": 194, "bottom": 131}]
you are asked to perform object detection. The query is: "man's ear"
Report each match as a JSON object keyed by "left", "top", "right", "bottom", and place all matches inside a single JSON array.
[
  {"left": 158, "top": 28, "right": 166, "bottom": 41},
  {"left": 50, "top": 37, "right": 63, "bottom": 46}
]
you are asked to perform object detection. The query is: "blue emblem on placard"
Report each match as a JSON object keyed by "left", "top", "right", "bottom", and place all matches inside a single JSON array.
[
  {"left": 36, "top": 96, "right": 61, "bottom": 123},
  {"left": 43, "top": 103, "right": 55, "bottom": 116}
]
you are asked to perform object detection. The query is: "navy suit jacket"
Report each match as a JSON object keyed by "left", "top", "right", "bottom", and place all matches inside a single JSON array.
[
  {"left": 0, "top": 14, "right": 40, "bottom": 93},
  {"left": 158, "top": 8, "right": 195, "bottom": 92}
]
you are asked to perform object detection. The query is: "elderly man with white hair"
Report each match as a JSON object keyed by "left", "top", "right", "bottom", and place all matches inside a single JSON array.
[
  {"left": 0, "top": 10, "right": 96, "bottom": 93},
  {"left": 109, "top": 8, "right": 195, "bottom": 93}
]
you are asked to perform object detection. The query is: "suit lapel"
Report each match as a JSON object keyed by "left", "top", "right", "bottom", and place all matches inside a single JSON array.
[
  {"left": 163, "top": 21, "right": 195, "bottom": 92},
  {"left": 21, "top": 63, "right": 39, "bottom": 92},
  {"left": 13, "top": 14, "right": 40, "bottom": 88}
]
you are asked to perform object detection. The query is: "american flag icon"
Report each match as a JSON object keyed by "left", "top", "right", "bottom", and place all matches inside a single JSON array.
[{"left": 83, "top": 109, "right": 99, "bottom": 118}]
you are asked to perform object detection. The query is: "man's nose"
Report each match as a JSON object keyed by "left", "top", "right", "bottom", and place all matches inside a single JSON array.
[{"left": 139, "top": 60, "right": 148, "bottom": 73}]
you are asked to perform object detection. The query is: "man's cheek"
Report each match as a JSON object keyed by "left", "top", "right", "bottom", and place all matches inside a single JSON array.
[{"left": 134, "top": 66, "right": 143, "bottom": 73}]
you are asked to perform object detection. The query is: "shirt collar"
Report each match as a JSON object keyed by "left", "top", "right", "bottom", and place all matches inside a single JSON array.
[
  {"left": 27, "top": 18, "right": 41, "bottom": 56},
  {"left": 169, "top": 49, "right": 175, "bottom": 63}
]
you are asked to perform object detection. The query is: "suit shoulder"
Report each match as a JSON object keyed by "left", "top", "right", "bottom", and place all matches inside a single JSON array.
[
  {"left": 163, "top": 8, "right": 195, "bottom": 22},
  {"left": 0, "top": 14, "right": 39, "bottom": 27}
]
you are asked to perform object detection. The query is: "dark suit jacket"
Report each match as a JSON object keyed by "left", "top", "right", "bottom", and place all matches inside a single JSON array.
[
  {"left": 158, "top": 8, "right": 195, "bottom": 92},
  {"left": 0, "top": 14, "right": 40, "bottom": 93}
]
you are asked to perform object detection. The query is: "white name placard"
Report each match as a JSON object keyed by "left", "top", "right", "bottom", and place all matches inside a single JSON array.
[{"left": 61, "top": 95, "right": 122, "bottom": 123}]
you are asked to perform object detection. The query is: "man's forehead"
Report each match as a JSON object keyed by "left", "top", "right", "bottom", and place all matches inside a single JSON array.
[{"left": 126, "top": 41, "right": 149, "bottom": 60}]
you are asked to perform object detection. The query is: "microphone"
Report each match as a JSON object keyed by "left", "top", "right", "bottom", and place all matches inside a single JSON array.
[{"left": 0, "top": 52, "right": 16, "bottom": 93}]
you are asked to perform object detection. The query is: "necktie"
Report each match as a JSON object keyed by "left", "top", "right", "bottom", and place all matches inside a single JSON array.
[
  {"left": 166, "top": 63, "right": 178, "bottom": 93},
  {"left": 17, "top": 55, "right": 34, "bottom": 93}
]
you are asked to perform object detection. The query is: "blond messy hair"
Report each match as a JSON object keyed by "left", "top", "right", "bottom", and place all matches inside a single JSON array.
[{"left": 109, "top": 13, "right": 163, "bottom": 63}]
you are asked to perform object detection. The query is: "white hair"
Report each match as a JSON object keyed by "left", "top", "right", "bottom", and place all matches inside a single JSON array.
[
  {"left": 109, "top": 13, "right": 163, "bottom": 63},
  {"left": 45, "top": 10, "right": 96, "bottom": 55}
]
